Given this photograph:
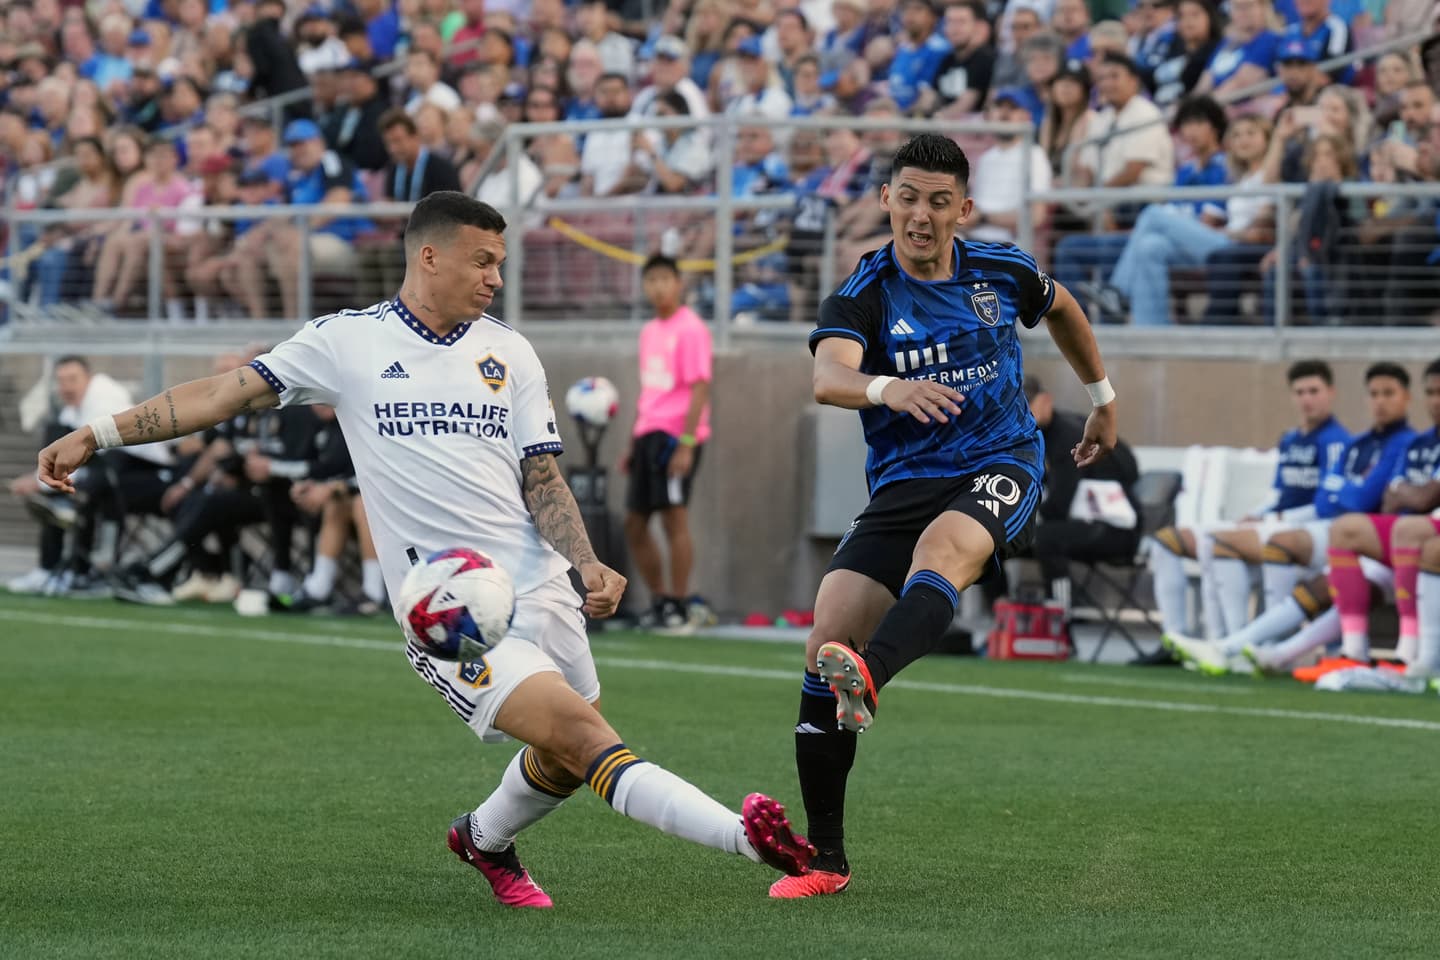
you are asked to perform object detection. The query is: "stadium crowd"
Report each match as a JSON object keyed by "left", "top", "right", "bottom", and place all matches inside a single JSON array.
[{"left": 0, "top": 0, "right": 1437, "bottom": 325}]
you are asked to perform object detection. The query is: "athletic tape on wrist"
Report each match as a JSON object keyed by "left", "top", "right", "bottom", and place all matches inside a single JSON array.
[
  {"left": 866, "top": 376, "right": 897, "bottom": 406},
  {"left": 88, "top": 415, "right": 122, "bottom": 449},
  {"left": 1085, "top": 377, "right": 1116, "bottom": 408}
]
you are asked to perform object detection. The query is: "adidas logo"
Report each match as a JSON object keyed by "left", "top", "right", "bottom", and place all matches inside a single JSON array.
[
  {"left": 889, "top": 318, "right": 916, "bottom": 336},
  {"left": 381, "top": 361, "right": 410, "bottom": 380},
  {"left": 978, "top": 500, "right": 1001, "bottom": 517}
]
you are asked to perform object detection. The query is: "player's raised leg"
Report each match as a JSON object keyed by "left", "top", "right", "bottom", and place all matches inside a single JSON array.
[{"left": 774, "top": 568, "right": 894, "bottom": 898}]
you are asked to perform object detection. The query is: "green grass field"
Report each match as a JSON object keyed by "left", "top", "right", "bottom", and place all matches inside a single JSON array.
[{"left": 4, "top": 594, "right": 1440, "bottom": 959}]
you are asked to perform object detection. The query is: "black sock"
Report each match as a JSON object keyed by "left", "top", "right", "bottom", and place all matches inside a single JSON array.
[
  {"left": 794, "top": 671, "right": 855, "bottom": 873},
  {"left": 862, "top": 570, "right": 960, "bottom": 691}
]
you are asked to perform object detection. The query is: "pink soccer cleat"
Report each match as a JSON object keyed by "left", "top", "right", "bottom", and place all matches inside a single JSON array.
[
  {"left": 447, "top": 813, "right": 554, "bottom": 908},
  {"left": 741, "top": 793, "right": 816, "bottom": 877},
  {"left": 816, "top": 642, "right": 878, "bottom": 733},
  {"left": 768, "top": 870, "right": 852, "bottom": 899}
]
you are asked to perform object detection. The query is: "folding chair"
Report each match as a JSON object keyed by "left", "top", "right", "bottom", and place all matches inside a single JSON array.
[{"left": 1071, "top": 470, "right": 1183, "bottom": 663}]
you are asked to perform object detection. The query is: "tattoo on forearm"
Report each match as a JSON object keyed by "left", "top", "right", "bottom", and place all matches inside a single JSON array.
[
  {"left": 164, "top": 389, "right": 180, "bottom": 439},
  {"left": 234, "top": 368, "right": 256, "bottom": 413},
  {"left": 236, "top": 367, "right": 248, "bottom": 388},
  {"left": 520, "top": 454, "right": 598, "bottom": 568},
  {"left": 134, "top": 406, "right": 163, "bottom": 440}
]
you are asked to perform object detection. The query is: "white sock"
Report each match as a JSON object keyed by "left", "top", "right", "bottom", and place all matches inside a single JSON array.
[
  {"left": 1212, "top": 557, "right": 1254, "bottom": 635},
  {"left": 1340, "top": 631, "right": 1370, "bottom": 661},
  {"left": 362, "top": 559, "right": 386, "bottom": 604},
  {"left": 1197, "top": 538, "right": 1224, "bottom": 640},
  {"left": 1218, "top": 597, "right": 1307, "bottom": 656},
  {"left": 165, "top": 298, "right": 185, "bottom": 322},
  {"left": 1396, "top": 633, "right": 1418, "bottom": 664},
  {"left": 468, "top": 747, "right": 573, "bottom": 852},
  {"left": 1415, "top": 573, "right": 1440, "bottom": 672},
  {"left": 1050, "top": 577, "right": 1071, "bottom": 616},
  {"left": 303, "top": 555, "right": 339, "bottom": 600},
  {"left": 1149, "top": 544, "right": 1189, "bottom": 636},
  {"left": 1262, "top": 563, "right": 1302, "bottom": 612},
  {"left": 268, "top": 569, "right": 297, "bottom": 597},
  {"left": 594, "top": 748, "right": 760, "bottom": 863},
  {"left": 1261, "top": 608, "right": 1342, "bottom": 668},
  {"left": 194, "top": 297, "right": 210, "bottom": 323}
]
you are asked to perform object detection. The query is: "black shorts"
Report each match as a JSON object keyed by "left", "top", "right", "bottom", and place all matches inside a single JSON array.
[
  {"left": 625, "top": 431, "right": 704, "bottom": 514},
  {"left": 828, "top": 462, "right": 1041, "bottom": 596}
]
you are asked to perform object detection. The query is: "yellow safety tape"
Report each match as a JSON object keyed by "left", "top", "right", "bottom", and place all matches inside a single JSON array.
[{"left": 544, "top": 216, "right": 788, "bottom": 271}]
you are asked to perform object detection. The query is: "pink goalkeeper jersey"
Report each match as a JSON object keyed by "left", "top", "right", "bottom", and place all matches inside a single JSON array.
[{"left": 634, "top": 305, "right": 712, "bottom": 442}]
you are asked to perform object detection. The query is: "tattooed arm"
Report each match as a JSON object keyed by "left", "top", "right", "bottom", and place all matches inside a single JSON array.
[
  {"left": 520, "top": 453, "right": 627, "bottom": 618},
  {"left": 38, "top": 366, "right": 279, "bottom": 492}
]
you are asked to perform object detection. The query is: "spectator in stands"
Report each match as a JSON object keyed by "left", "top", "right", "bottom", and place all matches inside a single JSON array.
[
  {"left": 1053, "top": 52, "right": 1175, "bottom": 295},
  {"left": 576, "top": 0, "right": 636, "bottom": 79},
  {"left": 446, "top": 0, "right": 487, "bottom": 67},
  {"left": 404, "top": 49, "right": 461, "bottom": 115},
  {"left": 1082, "top": 95, "right": 1235, "bottom": 324},
  {"left": 238, "top": 116, "right": 287, "bottom": 193},
  {"left": 707, "top": 19, "right": 760, "bottom": 111},
  {"left": 1041, "top": 66, "right": 1097, "bottom": 182},
  {"left": 634, "top": 36, "right": 711, "bottom": 122},
  {"left": 829, "top": 56, "right": 879, "bottom": 114},
  {"left": 469, "top": 118, "right": 545, "bottom": 207},
  {"left": 820, "top": 0, "right": 869, "bottom": 73},
  {"left": 523, "top": 83, "right": 578, "bottom": 160},
  {"left": 580, "top": 73, "right": 637, "bottom": 197},
  {"left": 295, "top": 8, "right": 352, "bottom": 77},
  {"left": 285, "top": 445, "right": 388, "bottom": 616},
  {"left": 330, "top": 60, "right": 389, "bottom": 173},
  {"left": 927, "top": 0, "right": 994, "bottom": 118},
  {"left": 29, "top": 137, "right": 120, "bottom": 307},
  {"left": 967, "top": 88, "right": 1052, "bottom": 245},
  {"left": 1371, "top": 51, "right": 1423, "bottom": 129},
  {"left": 183, "top": 123, "right": 225, "bottom": 179},
  {"left": 1283, "top": 0, "right": 1354, "bottom": 82},
  {"left": 1022, "top": 374, "right": 1142, "bottom": 628},
  {"left": 90, "top": 137, "right": 202, "bottom": 321},
  {"left": 1149, "top": 0, "right": 1224, "bottom": 107},
  {"left": 773, "top": 9, "right": 816, "bottom": 95},
  {"left": 564, "top": 41, "right": 606, "bottom": 121},
  {"left": 833, "top": 97, "right": 905, "bottom": 273},
  {"left": 888, "top": 0, "right": 949, "bottom": 114},
  {"left": 81, "top": 15, "right": 132, "bottom": 94},
  {"left": 1131, "top": 0, "right": 1180, "bottom": 80},
  {"left": 353, "top": 0, "right": 401, "bottom": 61},
  {"left": 685, "top": 0, "right": 732, "bottom": 84},
  {"left": 785, "top": 124, "right": 871, "bottom": 321},
  {"left": 625, "top": 90, "right": 715, "bottom": 194},
  {"left": 1016, "top": 32, "right": 1065, "bottom": 124},
  {"left": 724, "top": 37, "right": 790, "bottom": 119},
  {"left": 1194, "top": 0, "right": 1280, "bottom": 101},
  {"left": 790, "top": 54, "right": 837, "bottom": 115},
  {"left": 993, "top": 5, "right": 1042, "bottom": 90},
  {"left": 122, "top": 65, "right": 166, "bottom": 132},
  {"left": 1053, "top": 0, "right": 1094, "bottom": 67},
  {"left": 380, "top": 108, "right": 462, "bottom": 202},
  {"left": 245, "top": 0, "right": 309, "bottom": 120}
]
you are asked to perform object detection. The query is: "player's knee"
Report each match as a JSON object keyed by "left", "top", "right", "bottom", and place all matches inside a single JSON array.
[
  {"left": 1329, "top": 514, "right": 1367, "bottom": 549},
  {"left": 1152, "top": 526, "right": 1187, "bottom": 557},
  {"left": 1263, "top": 533, "right": 1307, "bottom": 566},
  {"left": 1392, "top": 516, "right": 1433, "bottom": 550},
  {"left": 1292, "top": 574, "right": 1330, "bottom": 618}
]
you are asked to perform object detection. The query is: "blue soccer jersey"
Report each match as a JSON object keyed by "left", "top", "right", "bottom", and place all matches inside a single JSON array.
[
  {"left": 1271, "top": 416, "right": 1349, "bottom": 513},
  {"left": 810, "top": 239, "right": 1053, "bottom": 494},
  {"left": 1395, "top": 426, "right": 1440, "bottom": 487},
  {"left": 1315, "top": 420, "right": 1416, "bottom": 519}
]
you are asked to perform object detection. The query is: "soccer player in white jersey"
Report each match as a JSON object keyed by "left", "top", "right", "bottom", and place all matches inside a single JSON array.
[{"left": 39, "top": 192, "right": 813, "bottom": 908}]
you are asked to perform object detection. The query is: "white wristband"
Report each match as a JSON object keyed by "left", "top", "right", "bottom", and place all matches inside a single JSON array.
[
  {"left": 87, "top": 415, "right": 122, "bottom": 450},
  {"left": 1085, "top": 377, "right": 1116, "bottom": 408},
  {"left": 866, "top": 376, "right": 897, "bottom": 407}
]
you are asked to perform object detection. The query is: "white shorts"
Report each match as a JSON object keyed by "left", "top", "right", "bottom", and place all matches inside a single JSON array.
[{"left": 404, "top": 573, "right": 599, "bottom": 743}]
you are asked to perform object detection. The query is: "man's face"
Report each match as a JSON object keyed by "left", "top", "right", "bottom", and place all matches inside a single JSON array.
[
  {"left": 1010, "top": 9, "right": 1041, "bottom": 46},
  {"left": 1295, "top": 0, "right": 1325, "bottom": 19},
  {"left": 777, "top": 13, "right": 808, "bottom": 54},
  {"left": 595, "top": 77, "right": 630, "bottom": 117},
  {"left": 943, "top": 5, "right": 975, "bottom": 47},
  {"left": 900, "top": 1, "right": 934, "bottom": 40},
  {"left": 420, "top": 224, "right": 506, "bottom": 317},
  {"left": 1178, "top": 118, "right": 1217, "bottom": 154},
  {"left": 653, "top": 54, "right": 686, "bottom": 90},
  {"left": 881, "top": 166, "right": 972, "bottom": 269},
  {"left": 1367, "top": 375, "right": 1410, "bottom": 426},
  {"left": 289, "top": 137, "right": 325, "bottom": 171},
  {"left": 1097, "top": 62, "right": 1135, "bottom": 106},
  {"left": 1277, "top": 59, "right": 1316, "bottom": 96},
  {"left": 735, "top": 127, "right": 772, "bottom": 165},
  {"left": 406, "top": 53, "right": 436, "bottom": 90},
  {"left": 1400, "top": 86, "right": 1434, "bottom": 134},
  {"left": 186, "top": 127, "right": 217, "bottom": 164},
  {"left": 54, "top": 362, "right": 90, "bottom": 408},
  {"left": 1054, "top": 0, "right": 1089, "bottom": 35},
  {"left": 382, "top": 124, "right": 419, "bottom": 163},
  {"left": 1289, "top": 375, "right": 1334, "bottom": 424},
  {"left": 642, "top": 265, "right": 681, "bottom": 310}
]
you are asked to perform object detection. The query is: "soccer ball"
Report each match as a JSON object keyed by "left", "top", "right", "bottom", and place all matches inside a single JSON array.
[
  {"left": 565, "top": 376, "right": 619, "bottom": 427},
  {"left": 399, "top": 548, "right": 515, "bottom": 661}
]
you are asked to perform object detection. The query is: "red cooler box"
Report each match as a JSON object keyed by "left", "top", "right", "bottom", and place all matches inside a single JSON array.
[{"left": 987, "top": 601, "right": 1071, "bottom": 660}]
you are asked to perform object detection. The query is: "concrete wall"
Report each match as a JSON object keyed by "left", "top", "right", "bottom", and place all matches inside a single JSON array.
[{"left": 4, "top": 346, "right": 1437, "bottom": 616}]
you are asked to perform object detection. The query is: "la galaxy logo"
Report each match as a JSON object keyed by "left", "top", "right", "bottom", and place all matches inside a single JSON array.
[
  {"left": 477, "top": 355, "right": 507, "bottom": 392},
  {"left": 456, "top": 658, "right": 492, "bottom": 688},
  {"left": 971, "top": 290, "right": 1001, "bottom": 327}
]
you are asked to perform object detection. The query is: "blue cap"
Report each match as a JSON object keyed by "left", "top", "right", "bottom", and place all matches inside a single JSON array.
[
  {"left": 128, "top": 29, "right": 151, "bottom": 46},
  {"left": 283, "top": 118, "right": 323, "bottom": 145},
  {"left": 819, "top": 69, "right": 840, "bottom": 91},
  {"left": 992, "top": 86, "right": 1028, "bottom": 106},
  {"left": 736, "top": 36, "right": 763, "bottom": 58},
  {"left": 1277, "top": 34, "right": 1319, "bottom": 63}
]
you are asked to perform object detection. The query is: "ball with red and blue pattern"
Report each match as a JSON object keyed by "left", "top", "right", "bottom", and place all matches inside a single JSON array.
[{"left": 400, "top": 547, "right": 516, "bottom": 661}]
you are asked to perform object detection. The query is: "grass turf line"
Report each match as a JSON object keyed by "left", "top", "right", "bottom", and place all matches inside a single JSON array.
[{"left": 3, "top": 595, "right": 1440, "bottom": 959}]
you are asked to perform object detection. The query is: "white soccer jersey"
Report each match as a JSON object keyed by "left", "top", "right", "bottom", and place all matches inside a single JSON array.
[{"left": 249, "top": 299, "right": 571, "bottom": 606}]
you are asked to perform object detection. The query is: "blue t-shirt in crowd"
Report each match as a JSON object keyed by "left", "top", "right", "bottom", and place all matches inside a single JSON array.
[
  {"left": 887, "top": 32, "right": 950, "bottom": 111},
  {"left": 285, "top": 150, "right": 374, "bottom": 242}
]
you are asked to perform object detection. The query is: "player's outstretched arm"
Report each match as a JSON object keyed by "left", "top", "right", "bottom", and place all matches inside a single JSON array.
[
  {"left": 1043, "top": 281, "right": 1118, "bottom": 468},
  {"left": 519, "top": 453, "right": 627, "bottom": 619},
  {"left": 812, "top": 338, "right": 962, "bottom": 425},
  {"left": 37, "top": 366, "right": 279, "bottom": 493}
]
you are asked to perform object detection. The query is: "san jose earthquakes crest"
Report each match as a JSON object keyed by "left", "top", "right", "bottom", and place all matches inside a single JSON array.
[
  {"left": 477, "top": 355, "right": 507, "bottom": 392},
  {"left": 970, "top": 290, "right": 1001, "bottom": 326}
]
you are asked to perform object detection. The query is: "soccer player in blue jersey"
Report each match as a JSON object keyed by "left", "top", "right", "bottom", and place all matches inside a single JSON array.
[
  {"left": 770, "top": 134, "right": 1118, "bottom": 898},
  {"left": 1148, "top": 360, "right": 1348, "bottom": 645}
]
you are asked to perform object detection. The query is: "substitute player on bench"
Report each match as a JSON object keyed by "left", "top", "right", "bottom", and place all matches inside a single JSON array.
[
  {"left": 40, "top": 192, "right": 812, "bottom": 910},
  {"left": 773, "top": 134, "right": 1117, "bottom": 898}
]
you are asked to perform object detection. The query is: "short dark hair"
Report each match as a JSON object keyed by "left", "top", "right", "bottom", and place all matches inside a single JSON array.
[
  {"left": 1099, "top": 50, "right": 1143, "bottom": 79},
  {"left": 1174, "top": 94, "right": 1227, "bottom": 139},
  {"left": 642, "top": 253, "right": 680, "bottom": 276},
  {"left": 404, "top": 192, "right": 507, "bottom": 257},
  {"left": 337, "top": 16, "right": 367, "bottom": 38},
  {"left": 1286, "top": 359, "right": 1333, "bottom": 385},
  {"left": 378, "top": 107, "right": 417, "bottom": 135},
  {"left": 656, "top": 89, "right": 690, "bottom": 115},
  {"left": 1366, "top": 361, "right": 1410, "bottom": 389},
  {"left": 890, "top": 133, "right": 970, "bottom": 191},
  {"left": 54, "top": 355, "right": 90, "bottom": 372},
  {"left": 1425, "top": 357, "right": 1440, "bottom": 379},
  {"left": 596, "top": 71, "right": 629, "bottom": 88}
]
